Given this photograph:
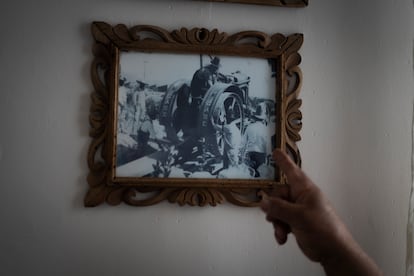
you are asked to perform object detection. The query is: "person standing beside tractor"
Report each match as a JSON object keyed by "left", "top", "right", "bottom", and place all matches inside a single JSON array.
[
  {"left": 190, "top": 56, "right": 221, "bottom": 106},
  {"left": 118, "top": 81, "right": 135, "bottom": 135},
  {"left": 240, "top": 102, "right": 272, "bottom": 177},
  {"left": 211, "top": 112, "right": 242, "bottom": 171},
  {"left": 136, "top": 100, "right": 158, "bottom": 159},
  {"left": 131, "top": 82, "right": 147, "bottom": 136},
  {"left": 187, "top": 57, "right": 221, "bottom": 129}
]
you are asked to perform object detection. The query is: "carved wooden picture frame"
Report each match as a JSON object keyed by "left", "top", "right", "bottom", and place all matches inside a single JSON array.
[
  {"left": 85, "top": 22, "right": 303, "bottom": 207},
  {"left": 208, "top": 0, "right": 308, "bottom": 7}
]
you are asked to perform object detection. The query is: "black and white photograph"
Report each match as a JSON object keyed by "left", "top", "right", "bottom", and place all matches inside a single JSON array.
[{"left": 115, "top": 52, "right": 277, "bottom": 180}]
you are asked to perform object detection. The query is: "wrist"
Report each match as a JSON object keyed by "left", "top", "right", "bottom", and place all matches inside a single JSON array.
[{"left": 320, "top": 236, "right": 382, "bottom": 276}]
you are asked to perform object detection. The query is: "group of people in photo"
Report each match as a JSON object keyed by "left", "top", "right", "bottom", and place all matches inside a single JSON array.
[
  {"left": 117, "top": 78, "right": 159, "bottom": 166},
  {"left": 116, "top": 56, "right": 275, "bottom": 179}
]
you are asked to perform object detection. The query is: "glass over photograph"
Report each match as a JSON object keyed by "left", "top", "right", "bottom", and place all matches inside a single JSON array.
[{"left": 115, "top": 52, "right": 277, "bottom": 180}]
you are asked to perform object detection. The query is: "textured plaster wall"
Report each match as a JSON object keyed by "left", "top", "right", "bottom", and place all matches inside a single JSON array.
[{"left": 0, "top": 1, "right": 413, "bottom": 276}]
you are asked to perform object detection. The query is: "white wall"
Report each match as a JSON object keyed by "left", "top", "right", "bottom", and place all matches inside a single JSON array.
[{"left": 0, "top": 0, "right": 413, "bottom": 275}]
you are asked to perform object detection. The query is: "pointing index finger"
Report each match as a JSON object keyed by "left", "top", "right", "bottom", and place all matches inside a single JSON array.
[{"left": 273, "top": 149, "right": 307, "bottom": 188}]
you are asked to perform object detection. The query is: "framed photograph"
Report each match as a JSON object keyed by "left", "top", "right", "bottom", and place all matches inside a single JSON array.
[
  {"left": 207, "top": 0, "right": 308, "bottom": 7},
  {"left": 85, "top": 22, "right": 303, "bottom": 207}
]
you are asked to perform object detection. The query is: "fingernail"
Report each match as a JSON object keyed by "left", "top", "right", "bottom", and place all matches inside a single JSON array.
[{"left": 275, "top": 227, "right": 287, "bottom": 245}]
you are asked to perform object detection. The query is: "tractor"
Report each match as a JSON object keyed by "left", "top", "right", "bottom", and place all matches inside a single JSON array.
[{"left": 159, "top": 70, "right": 252, "bottom": 162}]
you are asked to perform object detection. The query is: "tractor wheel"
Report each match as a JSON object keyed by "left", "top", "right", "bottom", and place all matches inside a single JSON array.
[
  {"left": 159, "top": 80, "right": 190, "bottom": 141},
  {"left": 198, "top": 85, "right": 244, "bottom": 156}
]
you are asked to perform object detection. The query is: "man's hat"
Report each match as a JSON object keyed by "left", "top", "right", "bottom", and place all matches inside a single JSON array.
[
  {"left": 210, "top": 57, "right": 221, "bottom": 68},
  {"left": 253, "top": 102, "right": 269, "bottom": 121}
]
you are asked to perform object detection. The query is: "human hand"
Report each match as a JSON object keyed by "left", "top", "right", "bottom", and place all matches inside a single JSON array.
[
  {"left": 260, "top": 149, "right": 382, "bottom": 275},
  {"left": 261, "top": 149, "right": 348, "bottom": 262}
]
